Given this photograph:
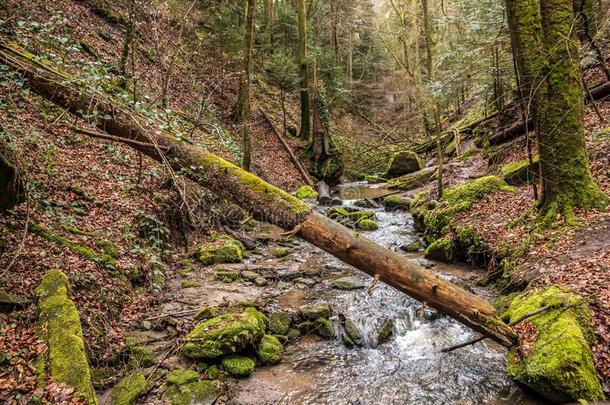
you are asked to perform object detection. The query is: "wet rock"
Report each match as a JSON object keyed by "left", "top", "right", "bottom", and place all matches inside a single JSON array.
[
  {"left": 254, "top": 277, "right": 268, "bottom": 287},
  {"left": 354, "top": 199, "right": 381, "bottom": 209},
  {"left": 195, "top": 235, "right": 245, "bottom": 265},
  {"left": 111, "top": 372, "right": 147, "bottom": 405},
  {"left": 314, "top": 317, "right": 335, "bottom": 339},
  {"left": 384, "top": 151, "right": 423, "bottom": 177},
  {"left": 300, "top": 304, "right": 332, "bottom": 320},
  {"left": 377, "top": 319, "right": 393, "bottom": 345},
  {"left": 268, "top": 312, "right": 292, "bottom": 335},
  {"left": 256, "top": 335, "right": 283, "bottom": 364},
  {"left": 222, "top": 355, "right": 255, "bottom": 377},
  {"left": 344, "top": 319, "right": 363, "bottom": 346},
  {"left": 241, "top": 271, "right": 259, "bottom": 282},
  {"left": 286, "top": 328, "right": 301, "bottom": 342},
  {"left": 182, "top": 307, "right": 267, "bottom": 359},
  {"left": 330, "top": 276, "right": 365, "bottom": 290},
  {"left": 0, "top": 291, "right": 29, "bottom": 313},
  {"left": 163, "top": 370, "right": 217, "bottom": 405},
  {"left": 421, "top": 308, "right": 441, "bottom": 321},
  {"left": 400, "top": 240, "right": 424, "bottom": 253}
]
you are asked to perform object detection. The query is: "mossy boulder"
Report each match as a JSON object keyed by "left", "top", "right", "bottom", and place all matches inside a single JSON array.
[
  {"left": 256, "top": 335, "right": 283, "bottom": 364},
  {"left": 163, "top": 371, "right": 217, "bottom": 405},
  {"left": 111, "top": 372, "right": 147, "bottom": 405},
  {"left": 300, "top": 304, "right": 331, "bottom": 320},
  {"left": 222, "top": 355, "right": 255, "bottom": 377},
  {"left": 424, "top": 238, "right": 455, "bottom": 263},
  {"left": 355, "top": 218, "right": 379, "bottom": 231},
  {"left": 295, "top": 185, "right": 319, "bottom": 200},
  {"left": 385, "top": 151, "right": 423, "bottom": 177},
  {"left": 377, "top": 319, "right": 393, "bottom": 345},
  {"left": 271, "top": 246, "right": 292, "bottom": 258},
  {"left": 502, "top": 286, "right": 604, "bottom": 402},
  {"left": 36, "top": 270, "right": 97, "bottom": 405},
  {"left": 386, "top": 167, "right": 437, "bottom": 190},
  {"left": 214, "top": 269, "right": 240, "bottom": 282},
  {"left": 501, "top": 155, "right": 540, "bottom": 185},
  {"left": 344, "top": 319, "right": 363, "bottom": 347},
  {"left": 194, "top": 306, "right": 221, "bottom": 321},
  {"left": 268, "top": 312, "right": 292, "bottom": 335},
  {"left": 195, "top": 235, "right": 245, "bottom": 265},
  {"left": 182, "top": 307, "right": 267, "bottom": 359},
  {"left": 327, "top": 206, "right": 375, "bottom": 222},
  {"left": 400, "top": 240, "right": 424, "bottom": 253},
  {"left": 314, "top": 317, "right": 335, "bottom": 338},
  {"left": 167, "top": 369, "right": 199, "bottom": 386},
  {"left": 124, "top": 338, "right": 154, "bottom": 367},
  {"left": 383, "top": 195, "right": 410, "bottom": 211}
]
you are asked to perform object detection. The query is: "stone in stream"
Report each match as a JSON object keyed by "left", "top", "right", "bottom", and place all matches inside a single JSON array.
[
  {"left": 331, "top": 276, "right": 365, "bottom": 290},
  {"left": 268, "top": 312, "right": 292, "bottom": 335},
  {"left": 377, "top": 319, "right": 393, "bottom": 345},
  {"left": 314, "top": 317, "right": 336, "bottom": 339},
  {"left": 162, "top": 369, "right": 217, "bottom": 404},
  {"left": 383, "top": 195, "right": 411, "bottom": 211},
  {"left": 300, "top": 304, "right": 332, "bottom": 320},
  {"left": 400, "top": 240, "right": 424, "bottom": 253},
  {"left": 182, "top": 307, "right": 267, "bottom": 359},
  {"left": 354, "top": 199, "right": 381, "bottom": 209},
  {"left": 355, "top": 218, "right": 379, "bottom": 231},
  {"left": 344, "top": 319, "right": 363, "bottom": 347},
  {"left": 256, "top": 335, "right": 283, "bottom": 364},
  {"left": 384, "top": 151, "right": 423, "bottom": 177},
  {"left": 222, "top": 355, "right": 255, "bottom": 377}
]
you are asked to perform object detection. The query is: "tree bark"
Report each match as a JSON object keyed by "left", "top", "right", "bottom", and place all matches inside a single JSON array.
[
  {"left": 0, "top": 42, "right": 517, "bottom": 348},
  {"left": 297, "top": 0, "right": 310, "bottom": 140},
  {"left": 0, "top": 149, "right": 23, "bottom": 212}
]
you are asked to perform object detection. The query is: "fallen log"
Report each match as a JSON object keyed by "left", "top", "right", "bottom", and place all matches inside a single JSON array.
[
  {"left": 0, "top": 41, "right": 517, "bottom": 347},
  {"left": 489, "top": 81, "right": 610, "bottom": 145},
  {"left": 260, "top": 108, "right": 313, "bottom": 187}
]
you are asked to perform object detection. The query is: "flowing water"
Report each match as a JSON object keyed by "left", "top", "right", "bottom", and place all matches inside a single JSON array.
[{"left": 237, "top": 183, "right": 537, "bottom": 405}]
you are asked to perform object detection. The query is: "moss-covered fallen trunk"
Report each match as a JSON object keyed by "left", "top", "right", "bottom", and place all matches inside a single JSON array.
[
  {"left": 36, "top": 269, "right": 97, "bottom": 404},
  {"left": 501, "top": 286, "right": 604, "bottom": 402}
]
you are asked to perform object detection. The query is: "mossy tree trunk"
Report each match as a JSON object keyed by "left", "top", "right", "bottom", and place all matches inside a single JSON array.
[
  {"left": 297, "top": 0, "right": 310, "bottom": 140},
  {"left": 505, "top": 0, "right": 607, "bottom": 222},
  {"left": 0, "top": 42, "right": 518, "bottom": 348}
]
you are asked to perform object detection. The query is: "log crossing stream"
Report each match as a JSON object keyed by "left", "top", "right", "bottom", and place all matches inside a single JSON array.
[{"left": 236, "top": 182, "right": 539, "bottom": 404}]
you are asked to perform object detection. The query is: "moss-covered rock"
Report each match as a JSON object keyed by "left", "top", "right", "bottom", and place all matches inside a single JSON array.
[
  {"left": 214, "top": 269, "right": 239, "bottom": 282},
  {"left": 314, "top": 317, "right": 335, "bottom": 338},
  {"left": 111, "top": 372, "right": 147, "bottom": 405},
  {"left": 501, "top": 156, "right": 540, "bottom": 185},
  {"left": 424, "top": 238, "right": 455, "bottom": 263},
  {"left": 222, "top": 355, "right": 255, "bottom": 377},
  {"left": 256, "top": 335, "right": 283, "bottom": 364},
  {"left": 385, "top": 151, "right": 423, "bottom": 177},
  {"left": 377, "top": 319, "right": 393, "bottom": 345},
  {"left": 355, "top": 218, "right": 379, "bottom": 231},
  {"left": 502, "top": 286, "right": 604, "bottom": 402},
  {"left": 182, "top": 307, "right": 267, "bottom": 359},
  {"left": 195, "top": 235, "right": 245, "bottom": 265},
  {"left": 300, "top": 304, "right": 331, "bottom": 320},
  {"left": 295, "top": 185, "right": 319, "bottom": 200},
  {"left": 344, "top": 319, "right": 363, "bottom": 347},
  {"left": 124, "top": 338, "right": 154, "bottom": 367},
  {"left": 36, "top": 270, "right": 97, "bottom": 405},
  {"left": 383, "top": 195, "right": 410, "bottom": 211},
  {"left": 167, "top": 369, "right": 199, "bottom": 386},
  {"left": 386, "top": 167, "right": 437, "bottom": 190},
  {"left": 194, "top": 306, "right": 221, "bottom": 321},
  {"left": 268, "top": 312, "right": 292, "bottom": 335},
  {"left": 453, "top": 226, "right": 490, "bottom": 265},
  {"left": 400, "top": 240, "right": 424, "bottom": 253},
  {"left": 271, "top": 246, "right": 292, "bottom": 258},
  {"left": 330, "top": 276, "right": 365, "bottom": 290}
]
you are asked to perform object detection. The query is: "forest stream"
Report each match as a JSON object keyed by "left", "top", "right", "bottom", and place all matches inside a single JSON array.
[{"left": 230, "top": 183, "right": 539, "bottom": 405}]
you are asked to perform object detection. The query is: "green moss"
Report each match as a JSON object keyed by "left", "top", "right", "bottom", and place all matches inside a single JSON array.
[
  {"left": 167, "top": 369, "right": 199, "bottom": 386},
  {"left": 503, "top": 286, "right": 604, "bottom": 402},
  {"left": 195, "top": 235, "right": 245, "bottom": 265},
  {"left": 383, "top": 195, "right": 410, "bottom": 211},
  {"left": 400, "top": 240, "right": 424, "bottom": 253},
  {"left": 124, "top": 338, "right": 154, "bottom": 368},
  {"left": 194, "top": 306, "right": 220, "bottom": 321},
  {"left": 36, "top": 270, "right": 97, "bottom": 405},
  {"left": 181, "top": 280, "right": 201, "bottom": 288},
  {"left": 111, "top": 372, "right": 147, "bottom": 405},
  {"left": 182, "top": 307, "right": 266, "bottom": 359},
  {"left": 424, "top": 238, "right": 455, "bottom": 263},
  {"left": 443, "top": 176, "right": 516, "bottom": 205},
  {"left": 268, "top": 312, "right": 292, "bottom": 335},
  {"left": 444, "top": 140, "right": 457, "bottom": 156},
  {"left": 501, "top": 156, "right": 540, "bottom": 185},
  {"left": 295, "top": 185, "right": 319, "bottom": 200},
  {"left": 97, "top": 239, "right": 119, "bottom": 259},
  {"left": 365, "top": 175, "right": 386, "bottom": 184},
  {"left": 457, "top": 147, "right": 479, "bottom": 160},
  {"left": 454, "top": 227, "right": 490, "bottom": 265},
  {"left": 256, "top": 335, "right": 283, "bottom": 364},
  {"left": 221, "top": 355, "right": 255, "bottom": 377},
  {"left": 60, "top": 224, "right": 95, "bottom": 237},
  {"left": 206, "top": 365, "right": 220, "bottom": 379},
  {"left": 355, "top": 219, "right": 379, "bottom": 231}
]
